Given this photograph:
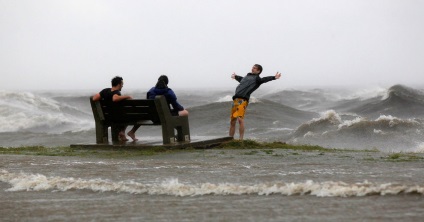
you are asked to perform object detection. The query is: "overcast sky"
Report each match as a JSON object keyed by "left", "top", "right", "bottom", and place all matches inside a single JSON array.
[{"left": 1, "top": 0, "right": 423, "bottom": 91}]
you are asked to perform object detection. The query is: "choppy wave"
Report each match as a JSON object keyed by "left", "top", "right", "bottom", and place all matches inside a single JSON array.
[
  {"left": 348, "top": 84, "right": 424, "bottom": 118},
  {"left": 1, "top": 85, "right": 424, "bottom": 149},
  {"left": 263, "top": 87, "right": 388, "bottom": 112},
  {"left": 293, "top": 110, "right": 422, "bottom": 137},
  {"left": 194, "top": 96, "right": 314, "bottom": 129},
  {"left": 0, "top": 91, "right": 92, "bottom": 133},
  {"left": 1, "top": 170, "right": 423, "bottom": 197},
  {"left": 289, "top": 110, "right": 424, "bottom": 151}
]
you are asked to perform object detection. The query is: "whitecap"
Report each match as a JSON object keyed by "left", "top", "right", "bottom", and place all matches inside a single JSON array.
[{"left": 2, "top": 170, "right": 423, "bottom": 197}]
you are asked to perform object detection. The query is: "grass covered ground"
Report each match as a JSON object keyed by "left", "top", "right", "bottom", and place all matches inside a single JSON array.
[{"left": 0, "top": 140, "right": 423, "bottom": 161}]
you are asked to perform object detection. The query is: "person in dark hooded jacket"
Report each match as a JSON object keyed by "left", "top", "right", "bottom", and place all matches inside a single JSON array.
[
  {"left": 146, "top": 75, "right": 189, "bottom": 116},
  {"left": 126, "top": 75, "right": 189, "bottom": 141}
]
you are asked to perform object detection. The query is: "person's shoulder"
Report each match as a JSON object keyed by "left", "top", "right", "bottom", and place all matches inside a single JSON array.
[
  {"left": 99, "top": 88, "right": 111, "bottom": 96},
  {"left": 166, "top": 88, "right": 176, "bottom": 94},
  {"left": 245, "top": 73, "right": 258, "bottom": 79},
  {"left": 111, "top": 90, "right": 121, "bottom": 95},
  {"left": 148, "top": 87, "right": 156, "bottom": 92},
  {"left": 100, "top": 88, "right": 111, "bottom": 93}
]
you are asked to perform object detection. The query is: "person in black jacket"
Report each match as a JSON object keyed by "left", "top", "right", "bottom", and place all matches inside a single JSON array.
[
  {"left": 92, "top": 76, "right": 133, "bottom": 141},
  {"left": 229, "top": 64, "right": 281, "bottom": 140}
]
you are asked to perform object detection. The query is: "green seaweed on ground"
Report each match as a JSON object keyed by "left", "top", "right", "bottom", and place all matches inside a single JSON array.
[
  {"left": 383, "top": 153, "right": 424, "bottom": 162},
  {"left": 0, "top": 146, "right": 77, "bottom": 156},
  {"left": 0, "top": 139, "right": 383, "bottom": 158},
  {"left": 219, "top": 139, "right": 262, "bottom": 149},
  {"left": 218, "top": 140, "right": 350, "bottom": 152},
  {"left": 0, "top": 146, "right": 175, "bottom": 158}
]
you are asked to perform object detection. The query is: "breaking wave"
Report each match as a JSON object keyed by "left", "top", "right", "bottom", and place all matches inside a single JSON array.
[
  {"left": 1, "top": 170, "right": 423, "bottom": 197},
  {"left": 348, "top": 84, "right": 424, "bottom": 118},
  {"left": 289, "top": 110, "right": 424, "bottom": 151},
  {"left": 0, "top": 91, "right": 92, "bottom": 133}
]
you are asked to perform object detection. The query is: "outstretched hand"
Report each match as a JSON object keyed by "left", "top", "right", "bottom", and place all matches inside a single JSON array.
[
  {"left": 231, "top": 72, "right": 236, "bottom": 79},
  {"left": 275, "top": 72, "right": 282, "bottom": 79}
]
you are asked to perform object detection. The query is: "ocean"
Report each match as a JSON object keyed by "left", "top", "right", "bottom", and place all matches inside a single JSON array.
[
  {"left": 1, "top": 84, "right": 424, "bottom": 221},
  {"left": 1, "top": 84, "right": 424, "bottom": 151}
]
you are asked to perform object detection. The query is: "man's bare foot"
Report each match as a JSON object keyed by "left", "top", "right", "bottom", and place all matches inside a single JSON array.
[
  {"left": 119, "top": 131, "right": 128, "bottom": 141},
  {"left": 127, "top": 131, "right": 138, "bottom": 141},
  {"left": 119, "top": 137, "right": 128, "bottom": 142}
]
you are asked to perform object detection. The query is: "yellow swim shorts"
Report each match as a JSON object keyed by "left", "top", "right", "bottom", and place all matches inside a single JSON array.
[{"left": 231, "top": 98, "right": 248, "bottom": 120}]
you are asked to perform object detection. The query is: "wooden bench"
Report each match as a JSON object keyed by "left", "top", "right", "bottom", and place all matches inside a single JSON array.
[{"left": 90, "top": 95, "right": 190, "bottom": 144}]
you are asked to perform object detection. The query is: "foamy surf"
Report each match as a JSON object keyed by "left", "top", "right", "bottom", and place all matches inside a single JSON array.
[
  {"left": 1, "top": 170, "right": 423, "bottom": 197},
  {"left": 0, "top": 91, "right": 93, "bottom": 133}
]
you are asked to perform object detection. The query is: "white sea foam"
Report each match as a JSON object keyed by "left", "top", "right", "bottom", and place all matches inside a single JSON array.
[
  {"left": 2, "top": 170, "right": 422, "bottom": 197},
  {"left": 301, "top": 86, "right": 387, "bottom": 102},
  {"left": 375, "top": 115, "right": 420, "bottom": 127},
  {"left": 338, "top": 117, "right": 364, "bottom": 129},
  {"left": 347, "top": 87, "right": 387, "bottom": 101},
  {"left": 412, "top": 143, "right": 424, "bottom": 153},
  {"left": 373, "top": 129, "right": 386, "bottom": 135},
  {"left": 311, "top": 110, "right": 342, "bottom": 125},
  {"left": 303, "top": 131, "right": 316, "bottom": 138},
  {"left": 248, "top": 97, "right": 260, "bottom": 103},
  {"left": 0, "top": 91, "right": 92, "bottom": 133},
  {"left": 335, "top": 115, "right": 421, "bottom": 130},
  {"left": 215, "top": 95, "right": 233, "bottom": 102}
]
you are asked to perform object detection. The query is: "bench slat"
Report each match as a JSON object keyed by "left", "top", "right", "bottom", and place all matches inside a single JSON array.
[
  {"left": 121, "top": 100, "right": 155, "bottom": 106},
  {"left": 102, "top": 106, "right": 153, "bottom": 114},
  {"left": 103, "top": 113, "right": 160, "bottom": 121}
]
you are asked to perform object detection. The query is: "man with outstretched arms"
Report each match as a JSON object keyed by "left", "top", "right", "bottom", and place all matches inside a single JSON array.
[{"left": 230, "top": 64, "right": 281, "bottom": 140}]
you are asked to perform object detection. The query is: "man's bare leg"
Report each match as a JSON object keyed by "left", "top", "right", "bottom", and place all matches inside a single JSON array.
[
  {"left": 229, "top": 118, "right": 237, "bottom": 138},
  {"left": 127, "top": 125, "right": 141, "bottom": 141},
  {"left": 238, "top": 117, "right": 245, "bottom": 140},
  {"left": 118, "top": 126, "right": 129, "bottom": 141},
  {"left": 178, "top": 109, "right": 189, "bottom": 116}
]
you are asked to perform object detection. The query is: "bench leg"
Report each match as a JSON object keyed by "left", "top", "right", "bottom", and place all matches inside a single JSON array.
[
  {"left": 161, "top": 125, "right": 175, "bottom": 145},
  {"left": 95, "top": 122, "right": 108, "bottom": 144},
  {"left": 175, "top": 126, "right": 183, "bottom": 142},
  {"left": 182, "top": 121, "right": 190, "bottom": 141},
  {"left": 177, "top": 118, "right": 190, "bottom": 142},
  {"left": 111, "top": 124, "right": 121, "bottom": 143},
  {"left": 161, "top": 124, "right": 190, "bottom": 144},
  {"left": 175, "top": 126, "right": 190, "bottom": 142}
]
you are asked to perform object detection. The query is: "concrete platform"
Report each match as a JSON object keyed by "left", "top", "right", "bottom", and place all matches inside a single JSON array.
[{"left": 70, "top": 136, "right": 233, "bottom": 150}]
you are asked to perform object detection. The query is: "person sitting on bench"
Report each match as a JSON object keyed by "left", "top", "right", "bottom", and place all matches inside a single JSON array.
[
  {"left": 127, "top": 75, "right": 189, "bottom": 140},
  {"left": 147, "top": 75, "right": 189, "bottom": 116},
  {"left": 92, "top": 76, "right": 136, "bottom": 141}
]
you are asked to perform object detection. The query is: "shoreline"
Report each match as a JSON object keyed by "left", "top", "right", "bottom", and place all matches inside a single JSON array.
[{"left": 1, "top": 140, "right": 423, "bottom": 162}]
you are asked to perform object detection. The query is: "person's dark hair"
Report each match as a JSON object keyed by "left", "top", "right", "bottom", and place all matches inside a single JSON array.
[
  {"left": 111, "top": 76, "right": 123, "bottom": 87},
  {"left": 156, "top": 75, "right": 169, "bottom": 89},
  {"left": 254, "top": 64, "right": 263, "bottom": 74}
]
